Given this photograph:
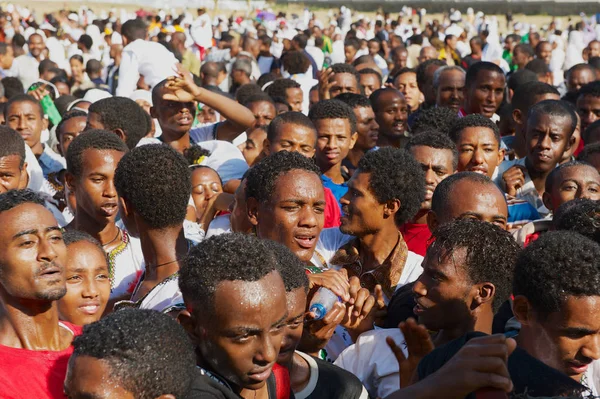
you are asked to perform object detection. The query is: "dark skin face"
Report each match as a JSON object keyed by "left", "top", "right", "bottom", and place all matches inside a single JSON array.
[
  {"left": 394, "top": 72, "right": 421, "bottom": 112},
  {"left": 265, "top": 123, "right": 316, "bottom": 159},
  {"left": 28, "top": 34, "right": 45, "bottom": 59},
  {"left": 314, "top": 118, "right": 357, "bottom": 172},
  {"left": 421, "top": 63, "right": 442, "bottom": 106},
  {"left": 374, "top": 90, "right": 408, "bottom": 141},
  {"left": 429, "top": 180, "right": 508, "bottom": 231},
  {"left": 64, "top": 355, "right": 138, "bottom": 399},
  {"left": 410, "top": 145, "right": 455, "bottom": 212},
  {"left": 536, "top": 42, "right": 553, "bottom": 65},
  {"left": 278, "top": 288, "right": 307, "bottom": 367},
  {"left": 513, "top": 49, "right": 533, "bottom": 70},
  {"left": 240, "top": 127, "right": 267, "bottom": 167},
  {"left": 58, "top": 116, "right": 87, "bottom": 156},
  {"left": 0, "top": 154, "right": 26, "bottom": 193},
  {"left": 286, "top": 88, "right": 304, "bottom": 113},
  {"left": 7, "top": 100, "right": 47, "bottom": 155},
  {"left": 66, "top": 149, "right": 124, "bottom": 226},
  {"left": 229, "top": 179, "right": 252, "bottom": 233},
  {"left": 329, "top": 73, "right": 360, "bottom": 98},
  {"left": 525, "top": 113, "right": 573, "bottom": 174},
  {"left": 249, "top": 170, "right": 325, "bottom": 263},
  {"left": 150, "top": 87, "right": 196, "bottom": 138},
  {"left": 247, "top": 101, "right": 276, "bottom": 128},
  {"left": 515, "top": 295, "right": 600, "bottom": 382},
  {"left": 359, "top": 73, "right": 381, "bottom": 98},
  {"left": 191, "top": 271, "right": 288, "bottom": 391},
  {"left": 413, "top": 247, "right": 484, "bottom": 332},
  {"left": 543, "top": 165, "right": 600, "bottom": 212},
  {"left": 353, "top": 106, "right": 379, "bottom": 151},
  {"left": 436, "top": 69, "right": 465, "bottom": 112},
  {"left": 456, "top": 127, "right": 504, "bottom": 178},
  {"left": 566, "top": 69, "right": 595, "bottom": 93},
  {"left": 0, "top": 203, "right": 67, "bottom": 302},
  {"left": 464, "top": 70, "right": 505, "bottom": 118},
  {"left": 577, "top": 94, "right": 600, "bottom": 132}
]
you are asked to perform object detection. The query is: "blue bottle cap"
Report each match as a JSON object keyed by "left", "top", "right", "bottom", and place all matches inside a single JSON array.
[{"left": 310, "top": 303, "right": 327, "bottom": 320}]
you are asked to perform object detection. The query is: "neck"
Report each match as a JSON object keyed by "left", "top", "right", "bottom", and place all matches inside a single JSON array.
[
  {"left": 320, "top": 162, "right": 344, "bottom": 184},
  {"left": 203, "top": 78, "right": 218, "bottom": 86},
  {"left": 525, "top": 158, "right": 552, "bottom": 195},
  {"left": 413, "top": 209, "right": 429, "bottom": 225},
  {"left": 74, "top": 211, "right": 119, "bottom": 245},
  {"left": 359, "top": 224, "right": 400, "bottom": 266},
  {"left": 433, "top": 308, "right": 492, "bottom": 347},
  {"left": 288, "top": 352, "right": 312, "bottom": 393},
  {"left": 160, "top": 130, "right": 191, "bottom": 153},
  {"left": 31, "top": 142, "right": 44, "bottom": 157},
  {"left": 0, "top": 297, "right": 63, "bottom": 350},
  {"left": 377, "top": 134, "right": 403, "bottom": 148},
  {"left": 139, "top": 225, "right": 188, "bottom": 281}
]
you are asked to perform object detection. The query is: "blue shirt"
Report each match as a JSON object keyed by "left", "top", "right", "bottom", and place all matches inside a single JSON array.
[{"left": 321, "top": 175, "right": 347, "bottom": 211}]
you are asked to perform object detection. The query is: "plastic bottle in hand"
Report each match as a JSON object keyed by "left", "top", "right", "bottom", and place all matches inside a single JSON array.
[{"left": 309, "top": 287, "right": 341, "bottom": 320}]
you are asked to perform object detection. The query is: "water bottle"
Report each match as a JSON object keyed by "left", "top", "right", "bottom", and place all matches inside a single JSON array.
[{"left": 309, "top": 287, "right": 341, "bottom": 320}]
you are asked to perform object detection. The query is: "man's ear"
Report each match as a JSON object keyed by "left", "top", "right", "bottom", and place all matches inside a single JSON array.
[
  {"left": 384, "top": 198, "right": 401, "bottom": 219},
  {"left": 542, "top": 190, "right": 553, "bottom": 212},
  {"left": 150, "top": 106, "right": 158, "bottom": 119},
  {"left": 177, "top": 309, "right": 202, "bottom": 343},
  {"left": 472, "top": 282, "right": 496, "bottom": 309},
  {"left": 65, "top": 171, "right": 76, "bottom": 193},
  {"left": 18, "top": 162, "right": 29, "bottom": 189},
  {"left": 349, "top": 131, "right": 358, "bottom": 150},
  {"left": 246, "top": 197, "right": 259, "bottom": 227},
  {"left": 113, "top": 128, "right": 127, "bottom": 144},
  {"left": 427, "top": 211, "right": 439, "bottom": 232},
  {"left": 512, "top": 108, "right": 523, "bottom": 126},
  {"left": 262, "top": 138, "right": 271, "bottom": 156},
  {"left": 512, "top": 295, "right": 533, "bottom": 326},
  {"left": 42, "top": 115, "right": 49, "bottom": 131}
]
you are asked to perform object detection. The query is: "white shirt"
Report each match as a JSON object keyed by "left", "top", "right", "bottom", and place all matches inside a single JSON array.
[
  {"left": 10, "top": 54, "right": 40, "bottom": 90},
  {"left": 206, "top": 214, "right": 231, "bottom": 238},
  {"left": 116, "top": 39, "right": 179, "bottom": 97},
  {"left": 108, "top": 230, "right": 145, "bottom": 299},
  {"left": 305, "top": 45, "right": 324, "bottom": 71},
  {"left": 191, "top": 13, "right": 213, "bottom": 49},
  {"left": 335, "top": 328, "right": 408, "bottom": 399}
]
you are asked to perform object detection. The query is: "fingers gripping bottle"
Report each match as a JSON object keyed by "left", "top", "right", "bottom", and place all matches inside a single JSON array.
[{"left": 309, "top": 287, "right": 341, "bottom": 320}]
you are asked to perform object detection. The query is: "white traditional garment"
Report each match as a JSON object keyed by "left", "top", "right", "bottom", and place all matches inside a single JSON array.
[{"left": 106, "top": 229, "right": 145, "bottom": 299}]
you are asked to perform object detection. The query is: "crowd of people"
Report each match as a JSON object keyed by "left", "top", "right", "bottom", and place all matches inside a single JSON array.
[{"left": 0, "top": 2, "right": 600, "bottom": 398}]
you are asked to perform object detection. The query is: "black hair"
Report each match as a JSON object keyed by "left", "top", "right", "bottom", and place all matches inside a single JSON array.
[
  {"left": 257, "top": 72, "right": 277, "bottom": 89},
  {"left": 330, "top": 63, "right": 360, "bottom": 86},
  {"left": 431, "top": 172, "right": 500, "bottom": 216},
  {"left": 267, "top": 111, "right": 316, "bottom": 143},
  {"left": 38, "top": 59, "right": 58, "bottom": 75},
  {"left": 416, "top": 59, "right": 446, "bottom": 88},
  {"left": 4, "top": 94, "right": 43, "bottom": 119},
  {"left": 0, "top": 42, "right": 10, "bottom": 55},
  {"left": 88, "top": 97, "right": 149, "bottom": 149},
  {"left": 583, "top": 120, "right": 600, "bottom": 144},
  {"left": 428, "top": 219, "right": 519, "bottom": 313},
  {"left": 115, "top": 144, "right": 191, "bottom": 229},
  {"left": 243, "top": 93, "right": 275, "bottom": 108},
  {"left": 527, "top": 99, "right": 577, "bottom": 138},
  {"left": 577, "top": 81, "right": 600, "bottom": 100},
  {"left": 513, "top": 43, "right": 535, "bottom": 58},
  {"left": 411, "top": 106, "right": 458, "bottom": 135},
  {"left": 179, "top": 233, "right": 281, "bottom": 316},
  {"left": 265, "top": 79, "right": 301, "bottom": 99},
  {"left": 2, "top": 77, "right": 24, "bottom": 100},
  {"left": 66, "top": 130, "right": 128, "bottom": 178},
  {"left": 513, "top": 230, "right": 600, "bottom": 318},
  {"left": 0, "top": 189, "right": 44, "bottom": 214},
  {"left": 565, "top": 63, "right": 595, "bottom": 84},
  {"left": 0, "top": 125, "right": 26, "bottom": 167},
  {"left": 55, "top": 95, "right": 78, "bottom": 116},
  {"left": 272, "top": 96, "right": 291, "bottom": 112},
  {"left": 308, "top": 99, "right": 357, "bottom": 134},
  {"left": 335, "top": 92, "right": 371, "bottom": 109},
  {"left": 78, "top": 34, "right": 93, "bottom": 50},
  {"left": 525, "top": 58, "right": 550, "bottom": 76},
  {"left": 85, "top": 59, "right": 102, "bottom": 75},
  {"left": 55, "top": 110, "right": 87, "bottom": 141},
  {"left": 183, "top": 145, "right": 212, "bottom": 166},
  {"left": 588, "top": 56, "right": 600, "bottom": 71},
  {"left": 292, "top": 34, "right": 308, "bottom": 49},
  {"left": 72, "top": 309, "right": 195, "bottom": 399},
  {"left": 70, "top": 54, "right": 84, "bottom": 65},
  {"left": 554, "top": 198, "right": 600, "bottom": 243},
  {"left": 465, "top": 62, "right": 505, "bottom": 88},
  {"left": 357, "top": 68, "right": 383, "bottom": 85},
  {"left": 234, "top": 83, "right": 262, "bottom": 105},
  {"left": 545, "top": 161, "right": 596, "bottom": 194},
  {"left": 511, "top": 81, "right": 559, "bottom": 113},
  {"left": 344, "top": 37, "right": 361, "bottom": 51},
  {"left": 264, "top": 240, "right": 309, "bottom": 293},
  {"left": 282, "top": 51, "right": 310, "bottom": 75},
  {"left": 507, "top": 69, "right": 539, "bottom": 93},
  {"left": 578, "top": 142, "right": 600, "bottom": 164},
  {"left": 406, "top": 129, "right": 458, "bottom": 170},
  {"left": 449, "top": 113, "right": 501, "bottom": 145},
  {"left": 357, "top": 147, "right": 425, "bottom": 225},
  {"left": 62, "top": 229, "right": 104, "bottom": 254},
  {"left": 245, "top": 150, "right": 321, "bottom": 204},
  {"left": 121, "top": 18, "right": 148, "bottom": 42}
]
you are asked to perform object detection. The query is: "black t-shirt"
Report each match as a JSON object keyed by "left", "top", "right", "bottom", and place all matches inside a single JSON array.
[
  {"left": 417, "top": 332, "right": 586, "bottom": 399},
  {"left": 294, "top": 351, "right": 366, "bottom": 399},
  {"left": 186, "top": 369, "right": 279, "bottom": 399}
]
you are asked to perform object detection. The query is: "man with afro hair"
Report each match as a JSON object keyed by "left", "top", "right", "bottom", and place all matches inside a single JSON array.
[{"left": 265, "top": 78, "right": 304, "bottom": 113}]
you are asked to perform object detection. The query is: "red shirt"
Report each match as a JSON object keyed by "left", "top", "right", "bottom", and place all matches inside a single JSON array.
[
  {"left": 399, "top": 222, "right": 432, "bottom": 256},
  {"left": 0, "top": 321, "right": 82, "bottom": 399},
  {"left": 324, "top": 187, "right": 341, "bottom": 228}
]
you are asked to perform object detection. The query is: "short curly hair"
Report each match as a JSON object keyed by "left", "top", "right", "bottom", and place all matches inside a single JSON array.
[
  {"left": 527, "top": 100, "right": 577, "bottom": 137},
  {"left": 114, "top": 144, "right": 191, "bottom": 229},
  {"left": 245, "top": 150, "right": 321, "bottom": 204},
  {"left": 55, "top": 110, "right": 88, "bottom": 142},
  {"left": 88, "top": 97, "right": 149, "bottom": 149},
  {"left": 0, "top": 189, "right": 44, "bottom": 215},
  {"left": 544, "top": 161, "right": 597, "bottom": 194},
  {"left": 282, "top": 51, "right": 311, "bottom": 75},
  {"left": 577, "top": 80, "right": 600, "bottom": 100},
  {"left": 66, "top": 130, "right": 128, "bottom": 178},
  {"left": 513, "top": 230, "right": 600, "bottom": 318},
  {"left": 183, "top": 145, "right": 212, "bottom": 166},
  {"left": 265, "top": 79, "right": 301, "bottom": 99},
  {"left": 63, "top": 229, "right": 103, "bottom": 251},
  {"left": 330, "top": 63, "right": 360, "bottom": 85},
  {"left": 554, "top": 198, "right": 600, "bottom": 243},
  {"left": 428, "top": 218, "right": 520, "bottom": 313},
  {"left": 308, "top": 99, "right": 357, "bottom": 134},
  {"left": 335, "top": 93, "right": 371, "bottom": 110},
  {"left": 406, "top": 129, "right": 458, "bottom": 170},
  {"left": 582, "top": 120, "right": 600, "bottom": 144},
  {"left": 0, "top": 125, "right": 26, "bottom": 167},
  {"left": 179, "top": 233, "right": 282, "bottom": 316},
  {"left": 577, "top": 142, "right": 600, "bottom": 164},
  {"left": 356, "top": 147, "right": 425, "bottom": 225},
  {"left": 264, "top": 240, "right": 309, "bottom": 293},
  {"left": 411, "top": 106, "right": 459, "bottom": 135},
  {"left": 71, "top": 309, "right": 195, "bottom": 399},
  {"left": 449, "top": 113, "right": 501, "bottom": 145},
  {"left": 234, "top": 83, "right": 262, "bottom": 105},
  {"left": 267, "top": 111, "right": 316, "bottom": 143}
]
